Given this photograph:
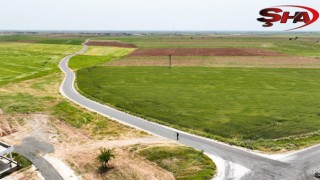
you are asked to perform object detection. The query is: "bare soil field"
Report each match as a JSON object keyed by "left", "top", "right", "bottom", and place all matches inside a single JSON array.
[
  {"left": 86, "top": 41, "right": 137, "bottom": 48},
  {"left": 107, "top": 56, "right": 320, "bottom": 68},
  {"left": 129, "top": 48, "right": 282, "bottom": 56}
]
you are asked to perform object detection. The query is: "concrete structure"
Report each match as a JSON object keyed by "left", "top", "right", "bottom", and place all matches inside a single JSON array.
[{"left": 0, "top": 142, "right": 18, "bottom": 177}]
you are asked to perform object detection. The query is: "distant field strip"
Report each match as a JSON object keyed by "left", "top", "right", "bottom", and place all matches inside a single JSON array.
[
  {"left": 81, "top": 46, "right": 134, "bottom": 56},
  {"left": 0, "top": 43, "right": 81, "bottom": 86},
  {"left": 69, "top": 46, "right": 134, "bottom": 70},
  {"left": 107, "top": 56, "right": 320, "bottom": 68},
  {"left": 129, "top": 48, "right": 282, "bottom": 56},
  {"left": 95, "top": 36, "right": 320, "bottom": 56},
  {"left": 0, "top": 35, "right": 86, "bottom": 45},
  {"left": 85, "top": 41, "right": 136, "bottom": 48}
]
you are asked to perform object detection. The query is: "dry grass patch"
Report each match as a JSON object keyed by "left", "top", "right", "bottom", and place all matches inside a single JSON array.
[
  {"left": 65, "top": 145, "right": 175, "bottom": 180},
  {"left": 0, "top": 73, "right": 63, "bottom": 98},
  {"left": 81, "top": 46, "right": 134, "bottom": 57},
  {"left": 0, "top": 70, "right": 150, "bottom": 147}
]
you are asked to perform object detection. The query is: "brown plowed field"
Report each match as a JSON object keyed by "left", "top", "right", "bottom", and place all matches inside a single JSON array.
[
  {"left": 86, "top": 41, "right": 137, "bottom": 48},
  {"left": 129, "top": 48, "right": 282, "bottom": 56}
]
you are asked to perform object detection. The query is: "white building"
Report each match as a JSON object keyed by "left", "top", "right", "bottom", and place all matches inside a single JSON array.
[{"left": 0, "top": 142, "right": 18, "bottom": 177}]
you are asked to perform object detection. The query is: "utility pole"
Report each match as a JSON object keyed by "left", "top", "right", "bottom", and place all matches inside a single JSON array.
[{"left": 169, "top": 54, "right": 172, "bottom": 68}]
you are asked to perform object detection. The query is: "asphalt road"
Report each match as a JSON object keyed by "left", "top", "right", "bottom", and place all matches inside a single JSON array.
[
  {"left": 59, "top": 41, "right": 320, "bottom": 180},
  {"left": 15, "top": 137, "right": 62, "bottom": 180}
]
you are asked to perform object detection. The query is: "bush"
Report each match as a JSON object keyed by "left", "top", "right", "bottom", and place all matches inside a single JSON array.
[{"left": 96, "top": 147, "right": 115, "bottom": 170}]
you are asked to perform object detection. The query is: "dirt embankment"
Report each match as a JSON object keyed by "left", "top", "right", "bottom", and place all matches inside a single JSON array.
[
  {"left": 129, "top": 48, "right": 282, "bottom": 56},
  {"left": 86, "top": 41, "right": 137, "bottom": 48}
]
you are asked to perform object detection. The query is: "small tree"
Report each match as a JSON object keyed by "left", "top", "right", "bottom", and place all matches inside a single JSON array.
[{"left": 96, "top": 147, "right": 115, "bottom": 169}]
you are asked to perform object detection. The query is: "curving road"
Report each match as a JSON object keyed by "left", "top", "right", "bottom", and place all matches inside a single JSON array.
[
  {"left": 59, "top": 41, "right": 320, "bottom": 180},
  {"left": 15, "top": 138, "right": 63, "bottom": 180}
]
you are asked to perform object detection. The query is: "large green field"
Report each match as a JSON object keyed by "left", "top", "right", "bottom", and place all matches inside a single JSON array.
[
  {"left": 77, "top": 67, "right": 320, "bottom": 140},
  {"left": 75, "top": 34, "right": 320, "bottom": 151},
  {"left": 0, "top": 42, "right": 81, "bottom": 86}
]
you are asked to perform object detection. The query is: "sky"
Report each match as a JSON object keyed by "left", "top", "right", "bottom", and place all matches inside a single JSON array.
[{"left": 0, "top": 0, "right": 319, "bottom": 31}]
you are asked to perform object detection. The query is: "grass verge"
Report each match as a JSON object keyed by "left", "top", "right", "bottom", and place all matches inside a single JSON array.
[
  {"left": 52, "top": 101, "right": 93, "bottom": 128},
  {"left": 138, "top": 146, "right": 215, "bottom": 180}
]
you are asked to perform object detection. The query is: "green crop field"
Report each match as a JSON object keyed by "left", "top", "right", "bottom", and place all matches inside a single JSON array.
[
  {"left": 0, "top": 42, "right": 81, "bottom": 86},
  {"left": 0, "top": 35, "right": 86, "bottom": 45},
  {"left": 75, "top": 35, "right": 320, "bottom": 151},
  {"left": 77, "top": 66, "right": 320, "bottom": 140}
]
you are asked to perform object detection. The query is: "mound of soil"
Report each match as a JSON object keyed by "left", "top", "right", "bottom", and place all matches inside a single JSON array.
[
  {"left": 129, "top": 48, "right": 282, "bottom": 56},
  {"left": 86, "top": 41, "right": 137, "bottom": 48}
]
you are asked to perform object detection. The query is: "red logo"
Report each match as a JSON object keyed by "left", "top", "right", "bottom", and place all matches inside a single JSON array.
[{"left": 257, "top": 5, "right": 319, "bottom": 31}]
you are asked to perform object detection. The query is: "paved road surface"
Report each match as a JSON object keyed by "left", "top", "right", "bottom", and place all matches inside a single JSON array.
[
  {"left": 15, "top": 137, "right": 62, "bottom": 180},
  {"left": 59, "top": 41, "right": 320, "bottom": 180}
]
